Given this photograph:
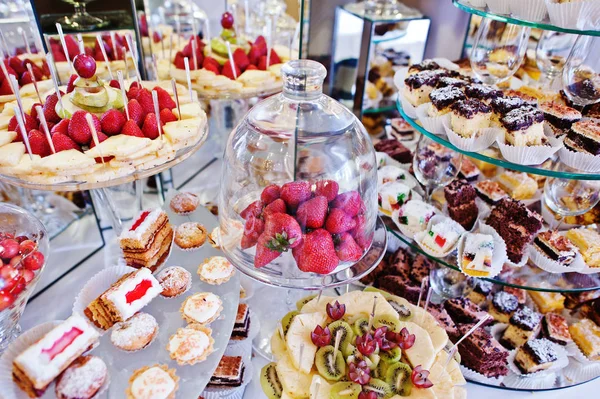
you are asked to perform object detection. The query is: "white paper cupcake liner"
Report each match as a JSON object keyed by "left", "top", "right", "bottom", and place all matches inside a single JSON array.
[
  {"left": 72, "top": 264, "right": 138, "bottom": 334},
  {"left": 562, "top": 358, "right": 600, "bottom": 383},
  {"left": 566, "top": 341, "right": 600, "bottom": 365},
  {"left": 528, "top": 243, "right": 586, "bottom": 274},
  {"left": 486, "top": 0, "right": 510, "bottom": 14},
  {"left": 391, "top": 203, "right": 438, "bottom": 240},
  {"left": 509, "top": 0, "right": 548, "bottom": 21},
  {"left": 459, "top": 365, "right": 503, "bottom": 386},
  {"left": 443, "top": 120, "right": 500, "bottom": 152},
  {"left": 558, "top": 146, "right": 600, "bottom": 173},
  {"left": 496, "top": 135, "right": 562, "bottom": 166},
  {"left": 416, "top": 103, "right": 450, "bottom": 135},
  {"left": 578, "top": 1, "right": 600, "bottom": 30},
  {"left": 506, "top": 343, "right": 569, "bottom": 378},
  {"left": 502, "top": 371, "right": 557, "bottom": 390},
  {"left": 399, "top": 94, "right": 419, "bottom": 119},
  {"left": 414, "top": 215, "right": 465, "bottom": 258},
  {"left": 466, "top": 0, "right": 487, "bottom": 8},
  {"left": 545, "top": 0, "right": 585, "bottom": 28},
  {"left": 456, "top": 224, "right": 507, "bottom": 279}
]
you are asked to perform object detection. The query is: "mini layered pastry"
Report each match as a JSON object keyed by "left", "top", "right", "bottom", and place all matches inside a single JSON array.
[
  {"left": 444, "top": 297, "right": 489, "bottom": 324},
  {"left": 445, "top": 179, "right": 478, "bottom": 230},
  {"left": 467, "top": 278, "right": 493, "bottom": 305},
  {"left": 180, "top": 292, "right": 223, "bottom": 325},
  {"left": 529, "top": 289, "right": 565, "bottom": 314},
  {"left": 514, "top": 338, "right": 559, "bottom": 374},
  {"left": 167, "top": 324, "right": 214, "bottom": 365},
  {"left": 403, "top": 69, "right": 449, "bottom": 106},
  {"left": 564, "top": 120, "right": 600, "bottom": 155},
  {"left": 374, "top": 138, "right": 412, "bottom": 164},
  {"left": 429, "top": 86, "right": 466, "bottom": 115},
  {"left": 420, "top": 218, "right": 462, "bottom": 253},
  {"left": 208, "top": 356, "right": 245, "bottom": 388},
  {"left": 119, "top": 209, "right": 174, "bottom": 271},
  {"left": 12, "top": 315, "right": 100, "bottom": 398},
  {"left": 489, "top": 291, "right": 519, "bottom": 323},
  {"left": 378, "top": 181, "right": 412, "bottom": 214},
  {"left": 496, "top": 171, "right": 538, "bottom": 200},
  {"left": 460, "top": 233, "right": 494, "bottom": 277},
  {"left": 456, "top": 322, "right": 509, "bottom": 378},
  {"left": 534, "top": 230, "right": 577, "bottom": 266},
  {"left": 474, "top": 180, "right": 508, "bottom": 205},
  {"left": 501, "top": 306, "right": 542, "bottom": 348},
  {"left": 540, "top": 101, "right": 582, "bottom": 136},
  {"left": 500, "top": 106, "right": 546, "bottom": 146},
  {"left": 566, "top": 227, "right": 600, "bottom": 267},
  {"left": 389, "top": 117, "right": 414, "bottom": 141},
  {"left": 449, "top": 99, "right": 491, "bottom": 138},
  {"left": 542, "top": 313, "right": 572, "bottom": 346},
  {"left": 126, "top": 364, "right": 179, "bottom": 399},
  {"left": 464, "top": 84, "right": 503, "bottom": 104},
  {"left": 84, "top": 268, "right": 162, "bottom": 330},
  {"left": 458, "top": 157, "right": 480, "bottom": 182},
  {"left": 231, "top": 303, "right": 251, "bottom": 341},
  {"left": 396, "top": 200, "right": 436, "bottom": 232}
]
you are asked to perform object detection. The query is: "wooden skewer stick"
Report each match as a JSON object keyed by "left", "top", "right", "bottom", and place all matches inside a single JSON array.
[
  {"left": 151, "top": 90, "right": 163, "bottom": 142},
  {"left": 367, "top": 296, "right": 378, "bottom": 332},
  {"left": 96, "top": 34, "right": 113, "bottom": 80},
  {"left": 333, "top": 330, "right": 342, "bottom": 359},
  {"left": 31, "top": 26, "right": 44, "bottom": 54},
  {"left": 171, "top": 78, "right": 181, "bottom": 119},
  {"left": 18, "top": 27, "right": 31, "bottom": 54},
  {"left": 9, "top": 75, "right": 26, "bottom": 120},
  {"left": 183, "top": 57, "right": 193, "bottom": 102},
  {"left": 0, "top": 47, "right": 13, "bottom": 94},
  {"left": 76, "top": 33, "right": 84, "bottom": 54},
  {"left": 85, "top": 113, "right": 105, "bottom": 166},
  {"left": 445, "top": 315, "right": 491, "bottom": 368},
  {"left": 277, "top": 321, "right": 285, "bottom": 340},
  {"left": 421, "top": 286, "right": 433, "bottom": 324},
  {"left": 26, "top": 64, "right": 42, "bottom": 104},
  {"left": 417, "top": 276, "right": 429, "bottom": 308},
  {"left": 55, "top": 23, "right": 73, "bottom": 72},
  {"left": 117, "top": 71, "right": 129, "bottom": 121},
  {"left": 225, "top": 42, "right": 237, "bottom": 80},
  {"left": 204, "top": 18, "right": 211, "bottom": 56},
  {"left": 13, "top": 106, "right": 32, "bottom": 160},
  {"left": 125, "top": 35, "right": 142, "bottom": 83},
  {"left": 45, "top": 53, "right": 63, "bottom": 109},
  {"left": 36, "top": 105, "right": 55, "bottom": 154},
  {"left": 0, "top": 30, "right": 10, "bottom": 59}
]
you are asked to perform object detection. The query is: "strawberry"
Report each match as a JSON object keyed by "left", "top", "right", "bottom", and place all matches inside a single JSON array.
[
  {"left": 121, "top": 119, "right": 145, "bottom": 137},
  {"left": 89, "top": 131, "right": 112, "bottom": 162},
  {"left": 52, "top": 132, "right": 81, "bottom": 152},
  {"left": 100, "top": 109, "right": 126, "bottom": 135},
  {"left": 254, "top": 213, "right": 302, "bottom": 267},
  {"left": 46, "top": 121, "right": 55, "bottom": 131},
  {"left": 263, "top": 198, "right": 286, "bottom": 217},
  {"left": 68, "top": 110, "right": 100, "bottom": 145},
  {"left": 152, "top": 31, "right": 161, "bottom": 43},
  {"left": 246, "top": 64, "right": 258, "bottom": 71},
  {"left": 174, "top": 52, "right": 186, "bottom": 70},
  {"left": 203, "top": 57, "right": 221, "bottom": 71},
  {"left": 240, "top": 200, "right": 263, "bottom": 220},
  {"left": 248, "top": 45, "right": 262, "bottom": 66},
  {"left": 64, "top": 35, "right": 80, "bottom": 59},
  {"left": 314, "top": 180, "right": 339, "bottom": 202},
  {"left": 23, "top": 62, "right": 44, "bottom": 80},
  {"left": 241, "top": 214, "right": 264, "bottom": 249},
  {"left": 41, "top": 60, "right": 50, "bottom": 77},
  {"left": 127, "top": 85, "right": 139, "bottom": 100},
  {"left": 66, "top": 74, "right": 78, "bottom": 93},
  {"left": 331, "top": 191, "right": 363, "bottom": 217},
  {"left": 296, "top": 196, "right": 328, "bottom": 229},
  {"left": 19, "top": 71, "right": 33, "bottom": 86},
  {"left": 130, "top": 81, "right": 141, "bottom": 90},
  {"left": 8, "top": 57, "right": 25, "bottom": 76},
  {"left": 222, "top": 62, "right": 241, "bottom": 80},
  {"left": 254, "top": 36, "right": 267, "bottom": 54},
  {"left": 334, "top": 233, "right": 363, "bottom": 262},
  {"left": 29, "top": 103, "right": 42, "bottom": 121},
  {"left": 1, "top": 62, "right": 17, "bottom": 80},
  {"left": 325, "top": 208, "right": 357, "bottom": 234},
  {"left": 260, "top": 184, "right": 280, "bottom": 205},
  {"left": 8, "top": 113, "right": 38, "bottom": 134},
  {"left": 51, "top": 119, "right": 69, "bottom": 136},
  {"left": 204, "top": 62, "right": 220, "bottom": 75},
  {"left": 136, "top": 89, "right": 155, "bottom": 115},
  {"left": 141, "top": 113, "right": 160, "bottom": 139},
  {"left": 160, "top": 108, "right": 177, "bottom": 124},
  {"left": 0, "top": 78, "right": 13, "bottom": 95},
  {"left": 127, "top": 99, "right": 145, "bottom": 126},
  {"left": 109, "top": 79, "right": 120, "bottom": 89},
  {"left": 292, "top": 229, "right": 339, "bottom": 274},
  {"left": 350, "top": 214, "right": 372, "bottom": 250},
  {"left": 154, "top": 86, "right": 176, "bottom": 109},
  {"left": 280, "top": 181, "right": 312, "bottom": 210},
  {"left": 27, "top": 129, "right": 51, "bottom": 157},
  {"left": 233, "top": 48, "right": 250, "bottom": 71},
  {"left": 43, "top": 94, "right": 61, "bottom": 123},
  {"left": 269, "top": 49, "right": 281, "bottom": 65},
  {"left": 258, "top": 56, "right": 268, "bottom": 71}
]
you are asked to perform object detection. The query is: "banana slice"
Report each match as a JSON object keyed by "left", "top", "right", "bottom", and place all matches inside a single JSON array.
[
  {"left": 0, "top": 130, "right": 18, "bottom": 147},
  {"left": 34, "top": 149, "right": 96, "bottom": 174},
  {"left": 0, "top": 142, "right": 25, "bottom": 166},
  {"left": 397, "top": 321, "right": 435, "bottom": 370},
  {"left": 275, "top": 353, "right": 312, "bottom": 399},
  {"left": 285, "top": 312, "right": 326, "bottom": 373}
]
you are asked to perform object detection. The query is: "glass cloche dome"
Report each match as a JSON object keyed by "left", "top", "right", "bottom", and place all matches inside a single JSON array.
[{"left": 218, "top": 59, "right": 386, "bottom": 289}]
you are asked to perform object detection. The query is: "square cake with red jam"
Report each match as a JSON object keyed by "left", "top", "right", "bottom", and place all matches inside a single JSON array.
[
  {"left": 84, "top": 268, "right": 162, "bottom": 330},
  {"left": 12, "top": 315, "right": 100, "bottom": 398},
  {"left": 119, "top": 208, "right": 173, "bottom": 271}
]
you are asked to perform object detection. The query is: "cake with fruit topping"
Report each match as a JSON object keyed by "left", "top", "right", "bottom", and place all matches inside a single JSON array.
[
  {"left": 449, "top": 99, "right": 491, "bottom": 138},
  {"left": 407, "top": 59, "right": 441, "bottom": 74},
  {"left": 84, "top": 268, "right": 162, "bottom": 330},
  {"left": 464, "top": 84, "right": 503, "bottom": 104},
  {"left": 403, "top": 69, "right": 450, "bottom": 106},
  {"left": 534, "top": 230, "right": 577, "bottom": 266},
  {"left": 119, "top": 208, "right": 173, "bottom": 271},
  {"left": 378, "top": 181, "right": 413, "bottom": 214},
  {"left": 501, "top": 106, "right": 546, "bottom": 146},
  {"left": 12, "top": 314, "right": 100, "bottom": 398},
  {"left": 460, "top": 233, "right": 494, "bottom": 277},
  {"left": 514, "top": 338, "right": 559, "bottom": 374},
  {"left": 489, "top": 96, "right": 526, "bottom": 125}
]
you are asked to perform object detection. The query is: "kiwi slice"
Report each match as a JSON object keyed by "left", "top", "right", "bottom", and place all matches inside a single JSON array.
[
  {"left": 281, "top": 311, "right": 299, "bottom": 336},
  {"left": 374, "top": 357, "right": 392, "bottom": 379},
  {"left": 364, "top": 286, "right": 391, "bottom": 299},
  {"left": 327, "top": 320, "right": 355, "bottom": 350},
  {"left": 330, "top": 382, "right": 362, "bottom": 399},
  {"left": 296, "top": 294, "right": 317, "bottom": 311},
  {"left": 386, "top": 362, "right": 413, "bottom": 397},
  {"left": 373, "top": 314, "right": 401, "bottom": 333},
  {"left": 363, "top": 378, "right": 392, "bottom": 398},
  {"left": 315, "top": 345, "right": 346, "bottom": 381},
  {"left": 342, "top": 343, "right": 356, "bottom": 359},
  {"left": 368, "top": 353, "right": 381, "bottom": 371},
  {"left": 380, "top": 347, "right": 402, "bottom": 363},
  {"left": 353, "top": 317, "right": 370, "bottom": 336},
  {"left": 260, "top": 363, "right": 283, "bottom": 399},
  {"left": 388, "top": 300, "right": 413, "bottom": 321}
]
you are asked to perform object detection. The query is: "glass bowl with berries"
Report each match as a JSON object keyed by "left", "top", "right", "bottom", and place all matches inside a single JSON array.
[
  {"left": 0, "top": 203, "right": 49, "bottom": 352},
  {"left": 219, "top": 59, "right": 386, "bottom": 289}
]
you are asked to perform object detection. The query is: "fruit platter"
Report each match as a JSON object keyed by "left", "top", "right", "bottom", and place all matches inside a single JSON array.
[
  {"left": 0, "top": 51, "right": 208, "bottom": 191},
  {"left": 0, "top": 53, "right": 54, "bottom": 111},
  {"left": 261, "top": 289, "right": 467, "bottom": 399}
]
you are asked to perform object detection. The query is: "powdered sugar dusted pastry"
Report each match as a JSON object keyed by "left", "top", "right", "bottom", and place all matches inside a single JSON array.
[
  {"left": 126, "top": 364, "right": 179, "bottom": 399},
  {"left": 180, "top": 292, "right": 223, "bottom": 324},
  {"left": 55, "top": 356, "right": 107, "bottom": 399},
  {"left": 198, "top": 256, "right": 234, "bottom": 285},
  {"left": 110, "top": 313, "right": 159, "bottom": 352},
  {"left": 156, "top": 266, "right": 191, "bottom": 298},
  {"left": 169, "top": 192, "right": 200, "bottom": 214},
  {"left": 174, "top": 222, "right": 207, "bottom": 250},
  {"left": 167, "top": 324, "right": 214, "bottom": 366}
]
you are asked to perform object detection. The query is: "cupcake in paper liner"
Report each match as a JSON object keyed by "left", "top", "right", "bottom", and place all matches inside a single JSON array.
[
  {"left": 486, "top": 0, "right": 510, "bottom": 14},
  {"left": 528, "top": 232, "right": 586, "bottom": 274},
  {"left": 414, "top": 215, "right": 465, "bottom": 258},
  {"left": 505, "top": 340, "right": 569, "bottom": 381},
  {"left": 496, "top": 134, "right": 562, "bottom": 166},
  {"left": 459, "top": 365, "right": 504, "bottom": 386},
  {"left": 558, "top": 146, "right": 600, "bottom": 173},
  {"left": 457, "top": 224, "right": 507, "bottom": 279},
  {"left": 443, "top": 119, "right": 500, "bottom": 152},
  {"left": 509, "top": 0, "right": 548, "bottom": 21},
  {"left": 545, "top": 0, "right": 585, "bottom": 28},
  {"left": 391, "top": 199, "right": 438, "bottom": 240},
  {"left": 562, "top": 358, "right": 600, "bottom": 383},
  {"left": 416, "top": 102, "right": 451, "bottom": 135}
]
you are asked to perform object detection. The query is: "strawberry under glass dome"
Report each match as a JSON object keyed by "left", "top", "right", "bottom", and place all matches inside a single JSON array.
[{"left": 218, "top": 59, "right": 386, "bottom": 289}]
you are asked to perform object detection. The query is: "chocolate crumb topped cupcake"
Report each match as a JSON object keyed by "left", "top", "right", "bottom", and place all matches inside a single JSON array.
[
  {"left": 449, "top": 99, "right": 492, "bottom": 138},
  {"left": 501, "top": 105, "right": 546, "bottom": 146},
  {"left": 404, "top": 70, "right": 449, "bottom": 106},
  {"left": 540, "top": 101, "right": 582, "bottom": 135},
  {"left": 489, "top": 291, "right": 519, "bottom": 323},
  {"left": 501, "top": 306, "right": 543, "bottom": 348},
  {"left": 429, "top": 86, "right": 466, "bottom": 115},
  {"left": 564, "top": 119, "right": 600, "bottom": 155},
  {"left": 514, "top": 338, "right": 558, "bottom": 374},
  {"left": 465, "top": 84, "right": 503, "bottom": 103}
]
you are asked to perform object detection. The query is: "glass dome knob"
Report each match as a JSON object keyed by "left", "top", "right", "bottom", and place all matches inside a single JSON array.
[{"left": 281, "top": 60, "right": 327, "bottom": 98}]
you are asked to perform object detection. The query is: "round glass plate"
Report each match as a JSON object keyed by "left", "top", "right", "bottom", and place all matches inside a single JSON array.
[
  {"left": 0, "top": 124, "right": 208, "bottom": 192},
  {"left": 467, "top": 374, "right": 600, "bottom": 392},
  {"left": 453, "top": 0, "right": 600, "bottom": 36},
  {"left": 194, "top": 84, "right": 282, "bottom": 101},
  {"left": 397, "top": 99, "right": 600, "bottom": 180},
  {"left": 224, "top": 216, "right": 387, "bottom": 290}
]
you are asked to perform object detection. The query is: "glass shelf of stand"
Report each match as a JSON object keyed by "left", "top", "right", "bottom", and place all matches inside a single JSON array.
[
  {"left": 453, "top": 0, "right": 600, "bottom": 37},
  {"left": 386, "top": 226, "right": 600, "bottom": 293},
  {"left": 397, "top": 99, "right": 600, "bottom": 180}
]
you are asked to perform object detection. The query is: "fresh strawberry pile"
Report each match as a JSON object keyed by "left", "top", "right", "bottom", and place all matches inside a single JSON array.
[
  {"left": 239, "top": 180, "right": 372, "bottom": 274},
  {"left": 0, "top": 56, "right": 50, "bottom": 94},
  {"left": 138, "top": 14, "right": 163, "bottom": 43},
  {"left": 0, "top": 232, "right": 45, "bottom": 311},
  {"left": 49, "top": 33, "right": 133, "bottom": 63}
]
